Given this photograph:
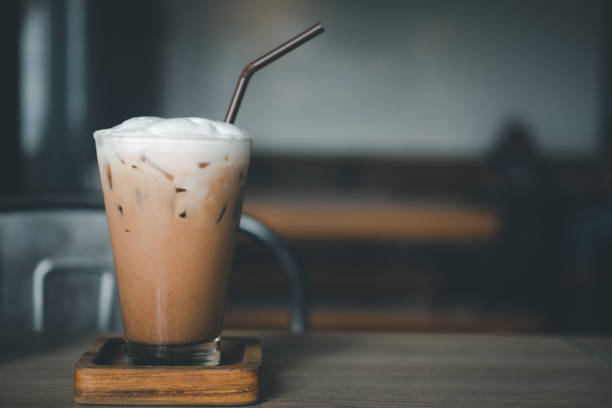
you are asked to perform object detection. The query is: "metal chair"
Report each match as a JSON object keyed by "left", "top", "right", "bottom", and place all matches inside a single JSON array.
[{"left": 0, "top": 195, "right": 307, "bottom": 334}]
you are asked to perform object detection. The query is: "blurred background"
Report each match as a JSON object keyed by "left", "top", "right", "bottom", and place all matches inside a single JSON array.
[{"left": 1, "top": 0, "right": 611, "bottom": 334}]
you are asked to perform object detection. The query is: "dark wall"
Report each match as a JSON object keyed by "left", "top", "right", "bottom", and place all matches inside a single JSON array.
[
  {"left": 2, "top": 0, "right": 611, "bottom": 195},
  {"left": 0, "top": 1, "right": 21, "bottom": 194}
]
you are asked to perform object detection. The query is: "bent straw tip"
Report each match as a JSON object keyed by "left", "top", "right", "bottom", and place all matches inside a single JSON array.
[{"left": 225, "top": 22, "right": 325, "bottom": 124}]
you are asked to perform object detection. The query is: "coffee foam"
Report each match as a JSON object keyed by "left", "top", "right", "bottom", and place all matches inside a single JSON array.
[
  {"left": 94, "top": 116, "right": 250, "bottom": 165},
  {"left": 94, "top": 117, "right": 249, "bottom": 141},
  {"left": 94, "top": 117, "right": 250, "bottom": 199},
  {"left": 95, "top": 118, "right": 250, "bottom": 207}
]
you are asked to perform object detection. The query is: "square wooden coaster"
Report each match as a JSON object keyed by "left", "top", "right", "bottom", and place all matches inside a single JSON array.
[{"left": 74, "top": 336, "right": 261, "bottom": 406}]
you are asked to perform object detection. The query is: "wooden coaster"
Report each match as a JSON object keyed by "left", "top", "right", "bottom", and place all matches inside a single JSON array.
[{"left": 74, "top": 336, "right": 261, "bottom": 406}]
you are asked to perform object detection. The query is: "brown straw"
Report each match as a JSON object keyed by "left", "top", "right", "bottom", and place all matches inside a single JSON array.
[{"left": 224, "top": 23, "right": 325, "bottom": 124}]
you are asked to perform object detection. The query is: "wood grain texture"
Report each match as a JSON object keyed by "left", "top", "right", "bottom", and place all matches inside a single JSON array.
[
  {"left": 0, "top": 331, "right": 611, "bottom": 407},
  {"left": 244, "top": 199, "right": 498, "bottom": 241},
  {"left": 73, "top": 336, "right": 260, "bottom": 406}
]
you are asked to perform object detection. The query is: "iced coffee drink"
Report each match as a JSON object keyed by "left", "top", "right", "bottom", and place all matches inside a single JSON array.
[{"left": 94, "top": 117, "right": 250, "bottom": 365}]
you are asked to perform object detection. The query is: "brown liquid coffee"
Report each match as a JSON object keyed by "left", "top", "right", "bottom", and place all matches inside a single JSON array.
[{"left": 95, "top": 121, "right": 250, "bottom": 350}]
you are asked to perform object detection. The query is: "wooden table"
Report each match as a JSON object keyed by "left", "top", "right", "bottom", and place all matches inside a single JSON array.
[
  {"left": 1, "top": 331, "right": 611, "bottom": 407},
  {"left": 244, "top": 199, "right": 498, "bottom": 241}
]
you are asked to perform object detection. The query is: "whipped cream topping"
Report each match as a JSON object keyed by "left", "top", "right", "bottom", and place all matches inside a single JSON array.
[{"left": 94, "top": 117, "right": 249, "bottom": 141}]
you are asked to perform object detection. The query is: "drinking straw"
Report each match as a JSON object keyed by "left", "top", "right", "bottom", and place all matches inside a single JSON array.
[{"left": 224, "top": 23, "right": 325, "bottom": 124}]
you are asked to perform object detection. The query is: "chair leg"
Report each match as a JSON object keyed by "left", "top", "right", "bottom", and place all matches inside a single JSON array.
[
  {"left": 239, "top": 214, "right": 308, "bottom": 333},
  {"left": 31, "top": 257, "right": 115, "bottom": 331},
  {"left": 97, "top": 270, "right": 116, "bottom": 332}
]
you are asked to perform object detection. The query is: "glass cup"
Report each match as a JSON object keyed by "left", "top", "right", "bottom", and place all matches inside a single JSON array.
[{"left": 94, "top": 121, "right": 250, "bottom": 365}]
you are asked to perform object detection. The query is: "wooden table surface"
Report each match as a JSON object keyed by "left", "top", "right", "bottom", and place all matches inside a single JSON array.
[{"left": 1, "top": 331, "right": 611, "bottom": 407}]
